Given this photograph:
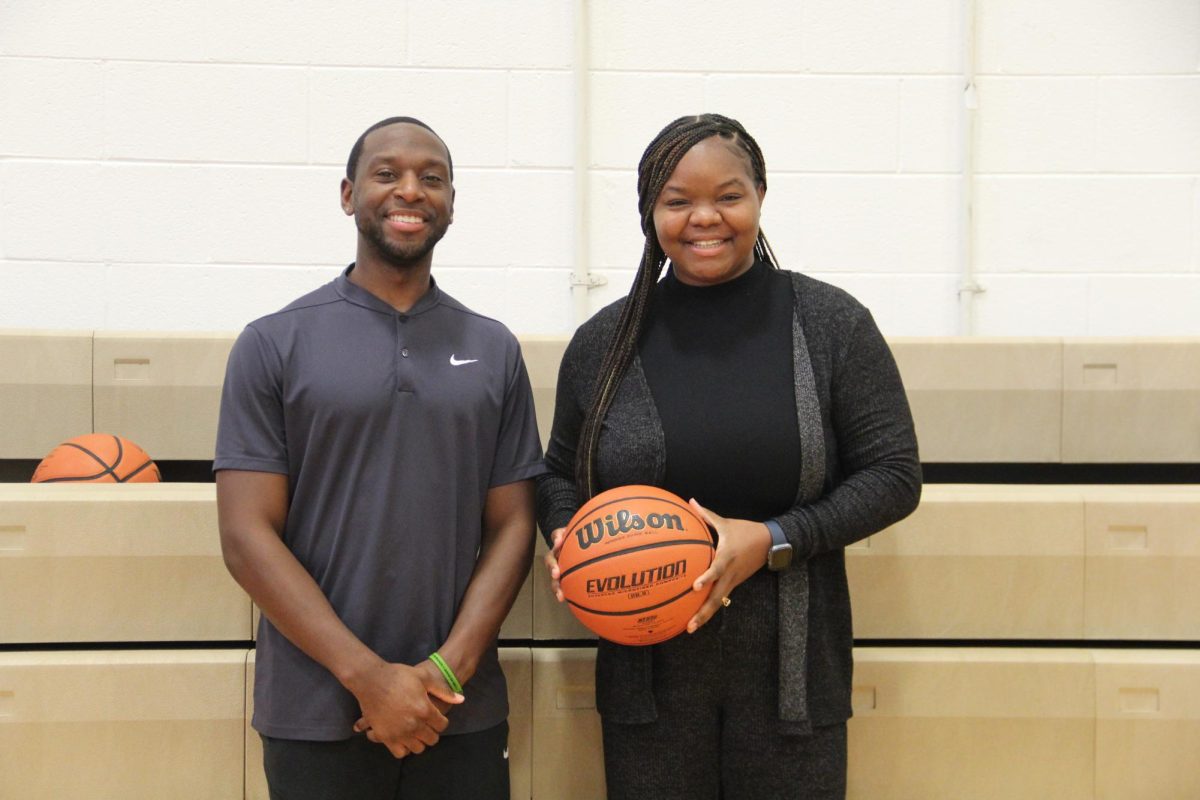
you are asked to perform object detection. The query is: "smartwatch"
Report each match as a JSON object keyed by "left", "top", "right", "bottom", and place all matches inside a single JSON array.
[{"left": 764, "top": 518, "right": 792, "bottom": 572}]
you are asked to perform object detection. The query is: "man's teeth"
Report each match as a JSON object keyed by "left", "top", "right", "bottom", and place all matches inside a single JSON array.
[{"left": 389, "top": 214, "right": 422, "bottom": 223}]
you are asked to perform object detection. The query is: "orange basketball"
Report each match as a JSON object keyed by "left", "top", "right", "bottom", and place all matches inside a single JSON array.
[
  {"left": 558, "top": 485, "right": 714, "bottom": 646},
  {"left": 32, "top": 434, "right": 161, "bottom": 483}
]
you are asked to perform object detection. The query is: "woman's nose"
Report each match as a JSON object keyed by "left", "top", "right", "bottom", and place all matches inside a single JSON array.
[{"left": 690, "top": 204, "right": 720, "bottom": 225}]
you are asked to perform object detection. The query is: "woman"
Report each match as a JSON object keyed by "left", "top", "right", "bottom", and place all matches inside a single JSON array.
[{"left": 537, "top": 114, "right": 921, "bottom": 799}]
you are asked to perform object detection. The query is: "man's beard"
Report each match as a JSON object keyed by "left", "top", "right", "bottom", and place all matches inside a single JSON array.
[{"left": 358, "top": 214, "right": 449, "bottom": 269}]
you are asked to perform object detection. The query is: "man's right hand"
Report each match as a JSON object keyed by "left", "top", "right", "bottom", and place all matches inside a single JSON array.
[
  {"left": 543, "top": 527, "right": 567, "bottom": 602},
  {"left": 348, "top": 660, "right": 464, "bottom": 758}
]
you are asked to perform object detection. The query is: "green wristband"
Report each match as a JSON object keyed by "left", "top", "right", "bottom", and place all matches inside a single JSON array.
[{"left": 428, "top": 652, "right": 463, "bottom": 694}]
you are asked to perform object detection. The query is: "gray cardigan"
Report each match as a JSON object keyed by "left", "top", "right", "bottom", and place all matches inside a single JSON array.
[{"left": 537, "top": 270, "right": 921, "bottom": 733}]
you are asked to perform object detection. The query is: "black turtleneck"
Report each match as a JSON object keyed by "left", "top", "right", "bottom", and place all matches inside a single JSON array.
[{"left": 638, "top": 260, "right": 801, "bottom": 522}]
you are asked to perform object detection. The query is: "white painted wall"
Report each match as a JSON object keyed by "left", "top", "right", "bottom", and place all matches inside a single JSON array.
[{"left": 0, "top": 0, "right": 1196, "bottom": 336}]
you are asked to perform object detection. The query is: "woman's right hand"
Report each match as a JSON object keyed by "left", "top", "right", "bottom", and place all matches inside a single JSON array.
[{"left": 543, "top": 527, "right": 567, "bottom": 602}]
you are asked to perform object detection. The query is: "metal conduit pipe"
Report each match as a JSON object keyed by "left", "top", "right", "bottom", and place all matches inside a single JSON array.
[
  {"left": 570, "top": 0, "right": 605, "bottom": 327},
  {"left": 958, "top": 0, "right": 984, "bottom": 334}
]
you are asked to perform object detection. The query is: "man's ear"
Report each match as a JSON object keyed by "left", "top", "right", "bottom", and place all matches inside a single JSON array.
[{"left": 340, "top": 178, "right": 354, "bottom": 216}]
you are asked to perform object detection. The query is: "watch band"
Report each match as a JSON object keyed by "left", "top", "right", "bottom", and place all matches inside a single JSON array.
[
  {"left": 764, "top": 518, "right": 793, "bottom": 572},
  {"left": 764, "top": 518, "right": 788, "bottom": 548}
]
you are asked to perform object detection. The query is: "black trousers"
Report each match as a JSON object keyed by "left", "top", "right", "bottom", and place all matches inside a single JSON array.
[
  {"left": 601, "top": 570, "right": 847, "bottom": 800},
  {"left": 261, "top": 721, "right": 509, "bottom": 800}
]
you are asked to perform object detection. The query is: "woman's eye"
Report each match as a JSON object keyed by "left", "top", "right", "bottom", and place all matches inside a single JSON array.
[{"left": 721, "top": 194, "right": 742, "bottom": 202}]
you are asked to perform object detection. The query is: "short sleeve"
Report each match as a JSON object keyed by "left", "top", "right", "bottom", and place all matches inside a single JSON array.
[
  {"left": 487, "top": 338, "right": 545, "bottom": 487},
  {"left": 213, "top": 324, "right": 289, "bottom": 475}
]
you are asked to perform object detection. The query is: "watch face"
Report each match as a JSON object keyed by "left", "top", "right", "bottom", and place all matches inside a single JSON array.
[{"left": 768, "top": 544, "right": 793, "bottom": 571}]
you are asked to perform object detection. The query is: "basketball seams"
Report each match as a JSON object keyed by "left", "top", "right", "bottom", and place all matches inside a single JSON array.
[
  {"left": 559, "top": 489, "right": 712, "bottom": 574},
  {"left": 558, "top": 485, "right": 717, "bottom": 645},
  {"left": 119, "top": 459, "right": 157, "bottom": 482},
  {"left": 61, "top": 442, "right": 119, "bottom": 481},
  {"left": 558, "top": 538, "right": 714, "bottom": 582},
  {"left": 564, "top": 493, "right": 705, "bottom": 537},
  {"left": 33, "top": 434, "right": 159, "bottom": 484},
  {"left": 111, "top": 435, "right": 125, "bottom": 471},
  {"left": 565, "top": 585, "right": 699, "bottom": 617},
  {"left": 38, "top": 471, "right": 118, "bottom": 483}
]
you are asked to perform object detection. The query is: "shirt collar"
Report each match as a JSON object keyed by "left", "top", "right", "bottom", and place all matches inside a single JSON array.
[{"left": 334, "top": 263, "right": 443, "bottom": 316}]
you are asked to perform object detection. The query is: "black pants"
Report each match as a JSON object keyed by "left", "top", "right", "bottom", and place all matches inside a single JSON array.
[
  {"left": 601, "top": 570, "right": 847, "bottom": 800},
  {"left": 261, "top": 721, "right": 509, "bottom": 800}
]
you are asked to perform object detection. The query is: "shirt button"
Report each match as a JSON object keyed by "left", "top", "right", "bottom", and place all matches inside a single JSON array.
[{"left": 401, "top": 348, "right": 409, "bottom": 358}]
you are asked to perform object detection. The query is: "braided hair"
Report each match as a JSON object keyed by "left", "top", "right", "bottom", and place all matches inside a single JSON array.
[{"left": 574, "top": 113, "right": 780, "bottom": 500}]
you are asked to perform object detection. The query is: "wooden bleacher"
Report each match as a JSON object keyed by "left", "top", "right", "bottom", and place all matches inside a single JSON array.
[{"left": 1, "top": 330, "right": 1198, "bottom": 798}]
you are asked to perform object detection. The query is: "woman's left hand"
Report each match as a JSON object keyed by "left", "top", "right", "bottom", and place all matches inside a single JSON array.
[{"left": 686, "top": 498, "right": 772, "bottom": 633}]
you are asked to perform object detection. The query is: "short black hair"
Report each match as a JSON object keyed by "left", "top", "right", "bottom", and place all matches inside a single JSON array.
[{"left": 345, "top": 116, "right": 454, "bottom": 181}]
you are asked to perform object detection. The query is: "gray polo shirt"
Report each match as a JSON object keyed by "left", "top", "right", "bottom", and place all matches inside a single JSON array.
[{"left": 215, "top": 266, "right": 544, "bottom": 740}]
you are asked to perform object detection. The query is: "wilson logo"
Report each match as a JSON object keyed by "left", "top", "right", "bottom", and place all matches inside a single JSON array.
[{"left": 574, "top": 508, "right": 684, "bottom": 551}]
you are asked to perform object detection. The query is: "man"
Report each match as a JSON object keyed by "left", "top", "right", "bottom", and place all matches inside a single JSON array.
[{"left": 215, "top": 117, "right": 543, "bottom": 799}]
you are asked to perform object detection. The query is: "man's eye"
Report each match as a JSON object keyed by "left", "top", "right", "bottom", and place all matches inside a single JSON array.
[
  {"left": 377, "top": 170, "right": 396, "bottom": 180},
  {"left": 721, "top": 194, "right": 742, "bottom": 202},
  {"left": 422, "top": 175, "right": 444, "bottom": 184}
]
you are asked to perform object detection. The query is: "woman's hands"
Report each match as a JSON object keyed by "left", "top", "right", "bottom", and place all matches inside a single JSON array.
[
  {"left": 543, "top": 527, "right": 568, "bottom": 602},
  {"left": 542, "top": 502, "right": 771, "bottom": 634},
  {"left": 686, "top": 499, "right": 772, "bottom": 633}
]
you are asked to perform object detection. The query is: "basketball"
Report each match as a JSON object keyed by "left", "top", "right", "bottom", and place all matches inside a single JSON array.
[
  {"left": 32, "top": 434, "right": 161, "bottom": 483},
  {"left": 557, "top": 485, "right": 715, "bottom": 646}
]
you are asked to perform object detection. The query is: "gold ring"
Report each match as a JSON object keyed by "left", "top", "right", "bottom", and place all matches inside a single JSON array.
[{"left": 721, "top": 596, "right": 732, "bottom": 608}]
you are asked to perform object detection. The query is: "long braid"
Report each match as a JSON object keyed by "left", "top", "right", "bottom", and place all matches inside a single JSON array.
[{"left": 575, "top": 114, "right": 779, "bottom": 500}]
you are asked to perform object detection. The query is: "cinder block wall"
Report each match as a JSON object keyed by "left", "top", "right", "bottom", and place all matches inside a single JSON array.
[{"left": 1, "top": 1, "right": 1197, "bottom": 337}]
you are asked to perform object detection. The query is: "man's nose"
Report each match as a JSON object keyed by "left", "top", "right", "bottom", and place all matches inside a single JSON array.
[{"left": 393, "top": 173, "right": 424, "bottom": 201}]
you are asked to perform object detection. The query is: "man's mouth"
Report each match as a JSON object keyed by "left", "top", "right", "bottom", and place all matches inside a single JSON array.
[{"left": 386, "top": 212, "right": 427, "bottom": 232}]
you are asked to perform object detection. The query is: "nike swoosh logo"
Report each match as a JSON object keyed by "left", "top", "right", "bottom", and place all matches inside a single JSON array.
[
  {"left": 503, "top": 747, "right": 509, "bottom": 760},
  {"left": 450, "top": 355, "right": 478, "bottom": 366}
]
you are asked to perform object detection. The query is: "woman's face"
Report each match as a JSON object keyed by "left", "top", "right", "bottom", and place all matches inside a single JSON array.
[{"left": 652, "top": 135, "right": 765, "bottom": 287}]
